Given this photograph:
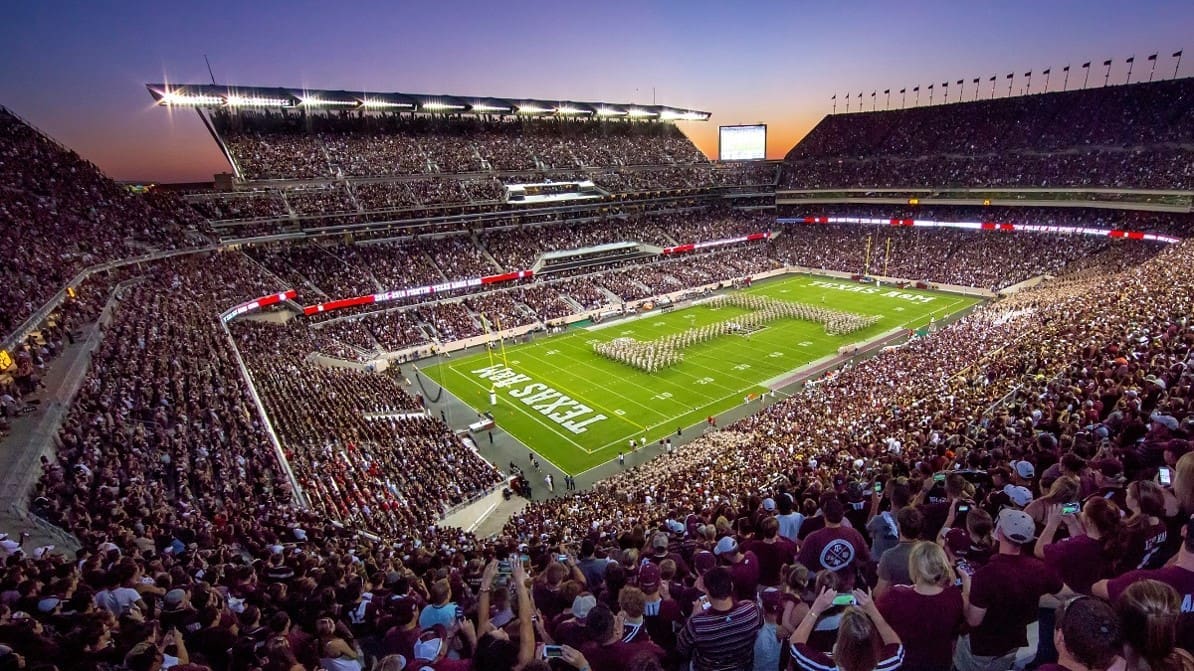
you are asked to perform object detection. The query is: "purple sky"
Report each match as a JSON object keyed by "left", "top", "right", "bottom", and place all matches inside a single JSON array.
[{"left": 1, "top": 1, "right": 1189, "bottom": 182}]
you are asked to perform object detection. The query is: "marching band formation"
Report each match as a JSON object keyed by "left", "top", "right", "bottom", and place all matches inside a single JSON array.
[{"left": 593, "top": 294, "right": 880, "bottom": 372}]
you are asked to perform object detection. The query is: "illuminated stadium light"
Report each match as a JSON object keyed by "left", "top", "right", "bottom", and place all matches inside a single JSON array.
[
  {"left": 227, "top": 95, "right": 291, "bottom": 107},
  {"left": 422, "top": 101, "right": 467, "bottom": 111},
  {"left": 517, "top": 104, "right": 552, "bottom": 114},
  {"left": 472, "top": 103, "right": 511, "bottom": 112},
  {"left": 661, "top": 109, "right": 708, "bottom": 121},
  {"left": 556, "top": 106, "right": 591, "bottom": 115},
  {"left": 299, "top": 96, "right": 355, "bottom": 107},
  {"left": 596, "top": 107, "right": 627, "bottom": 117},
  {"left": 360, "top": 99, "right": 412, "bottom": 109},
  {"left": 627, "top": 108, "right": 657, "bottom": 118},
  {"left": 158, "top": 90, "right": 224, "bottom": 106}
]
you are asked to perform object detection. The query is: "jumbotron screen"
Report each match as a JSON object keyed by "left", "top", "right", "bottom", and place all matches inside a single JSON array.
[{"left": 718, "top": 124, "right": 767, "bottom": 161}]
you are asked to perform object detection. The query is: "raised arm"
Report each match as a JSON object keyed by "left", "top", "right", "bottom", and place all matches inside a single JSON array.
[{"left": 853, "top": 589, "right": 900, "bottom": 647}]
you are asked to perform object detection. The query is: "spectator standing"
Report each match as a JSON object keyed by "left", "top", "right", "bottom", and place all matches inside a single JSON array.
[
  {"left": 876, "top": 542, "right": 964, "bottom": 671},
  {"left": 798, "top": 497, "right": 874, "bottom": 588},
  {"left": 676, "top": 567, "right": 763, "bottom": 671},
  {"left": 1036, "top": 596, "right": 1121, "bottom": 671},
  {"left": 874, "top": 507, "right": 924, "bottom": 598},
  {"left": 789, "top": 587, "right": 904, "bottom": 671},
  {"left": 955, "top": 509, "right": 1063, "bottom": 671}
]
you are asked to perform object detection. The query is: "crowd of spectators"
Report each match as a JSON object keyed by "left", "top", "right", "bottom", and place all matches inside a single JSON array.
[
  {"left": 0, "top": 108, "right": 199, "bottom": 335},
  {"left": 772, "top": 217, "right": 1165, "bottom": 291},
  {"left": 218, "top": 114, "right": 710, "bottom": 181},
  {"left": 415, "top": 302, "right": 483, "bottom": 342},
  {"left": 464, "top": 292, "right": 538, "bottom": 330},
  {"left": 231, "top": 321, "right": 503, "bottom": 537},
  {"left": 8, "top": 91, "right": 1194, "bottom": 671},
  {"left": 6, "top": 231, "right": 1193, "bottom": 671},
  {"left": 782, "top": 77, "right": 1194, "bottom": 190},
  {"left": 188, "top": 192, "right": 290, "bottom": 222},
  {"left": 248, "top": 245, "right": 379, "bottom": 299}
]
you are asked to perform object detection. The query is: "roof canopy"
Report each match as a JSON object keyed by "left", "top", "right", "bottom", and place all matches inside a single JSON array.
[{"left": 146, "top": 84, "right": 710, "bottom": 121}]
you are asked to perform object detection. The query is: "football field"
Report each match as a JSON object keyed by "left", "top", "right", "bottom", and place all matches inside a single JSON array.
[{"left": 421, "top": 273, "right": 982, "bottom": 474}]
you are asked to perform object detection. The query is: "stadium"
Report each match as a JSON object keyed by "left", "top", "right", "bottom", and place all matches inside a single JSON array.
[{"left": 1, "top": 8, "right": 1193, "bottom": 671}]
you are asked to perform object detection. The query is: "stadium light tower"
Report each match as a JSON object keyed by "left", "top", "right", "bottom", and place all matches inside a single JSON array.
[
  {"left": 1062, "top": 65, "right": 1070, "bottom": 91},
  {"left": 1125, "top": 56, "right": 1135, "bottom": 84}
]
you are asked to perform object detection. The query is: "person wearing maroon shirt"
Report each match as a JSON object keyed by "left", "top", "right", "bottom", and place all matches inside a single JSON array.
[
  {"left": 876, "top": 541, "right": 964, "bottom": 671},
  {"left": 798, "top": 497, "right": 873, "bottom": 588},
  {"left": 1035, "top": 596, "right": 1122, "bottom": 671},
  {"left": 1034, "top": 498, "right": 1123, "bottom": 595},
  {"left": 381, "top": 598, "right": 422, "bottom": 661},
  {"left": 1120, "top": 480, "right": 1171, "bottom": 570},
  {"left": 1093, "top": 515, "right": 1194, "bottom": 643},
  {"left": 956, "top": 509, "right": 1063, "bottom": 671},
  {"left": 741, "top": 517, "right": 793, "bottom": 589},
  {"left": 578, "top": 604, "right": 665, "bottom": 671},
  {"left": 411, "top": 623, "right": 475, "bottom": 671},
  {"left": 637, "top": 563, "right": 682, "bottom": 652},
  {"left": 915, "top": 472, "right": 967, "bottom": 539},
  {"left": 713, "top": 537, "right": 760, "bottom": 601}
]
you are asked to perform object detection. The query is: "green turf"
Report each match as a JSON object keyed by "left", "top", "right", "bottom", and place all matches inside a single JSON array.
[{"left": 421, "top": 273, "right": 982, "bottom": 474}]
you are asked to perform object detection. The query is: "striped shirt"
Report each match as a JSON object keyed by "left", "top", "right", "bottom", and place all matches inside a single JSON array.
[
  {"left": 676, "top": 600, "right": 763, "bottom": 671},
  {"left": 790, "top": 642, "right": 905, "bottom": 671}
]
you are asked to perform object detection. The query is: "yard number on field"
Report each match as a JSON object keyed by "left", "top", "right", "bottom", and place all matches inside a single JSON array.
[{"left": 695, "top": 377, "right": 715, "bottom": 385}]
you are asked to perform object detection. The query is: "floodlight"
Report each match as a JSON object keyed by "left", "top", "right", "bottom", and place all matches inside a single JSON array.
[
  {"left": 472, "top": 103, "right": 511, "bottom": 112},
  {"left": 517, "top": 104, "right": 551, "bottom": 114},
  {"left": 422, "top": 101, "right": 466, "bottom": 111},
  {"left": 158, "top": 90, "right": 223, "bottom": 106},
  {"left": 556, "top": 106, "right": 590, "bottom": 115},
  {"left": 360, "top": 99, "right": 410, "bottom": 109},
  {"left": 596, "top": 108, "right": 627, "bottom": 117},
  {"left": 627, "top": 108, "right": 657, "bottom": 118},
  {"left": 227, "top": 95, "right": 290, "bottom": 107}
]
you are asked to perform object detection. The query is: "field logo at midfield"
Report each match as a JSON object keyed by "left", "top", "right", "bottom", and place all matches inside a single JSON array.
[{"left": 471, "top": 364, "right": 608, "bottom": 434}]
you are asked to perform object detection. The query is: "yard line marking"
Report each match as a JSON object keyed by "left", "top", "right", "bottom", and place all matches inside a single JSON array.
[
  {"left": 513, "top": 346, "right": 675, "bottom": 424},
  {"left": 552, "top": 335, "right": 744, "bottom": 398},
  {"left": 442, "top": 362, "right": 597, "bottom": 454}
]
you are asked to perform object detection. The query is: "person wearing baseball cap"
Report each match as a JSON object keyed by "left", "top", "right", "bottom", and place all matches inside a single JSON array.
[
  {"left": 954, "top": 508, "right": 1062, "bottom": 671},
  {"left": 1011, "top": 460, "right": 1036, "bottom": 484},
  {"left": 637, "top": 563, "right": 683, "bottom": 651},
  {"left": 714, "top": 536, "right": 760, "bottom": 601}
]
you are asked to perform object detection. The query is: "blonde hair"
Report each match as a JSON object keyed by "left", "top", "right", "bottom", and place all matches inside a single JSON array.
[
  {"left": 618, "top": 586, "right": 647, "bottom": 618},
  {"left": 908, "top": 541, "right": 954, "bottom": 587},
  {"left": 1044, "top": 475, "right": 1080, "bottom": 503}
]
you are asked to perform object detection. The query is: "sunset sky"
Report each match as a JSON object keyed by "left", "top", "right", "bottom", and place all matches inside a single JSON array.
[{"left": 0, "top": 1, "right": 1190, "bottom": 183}]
